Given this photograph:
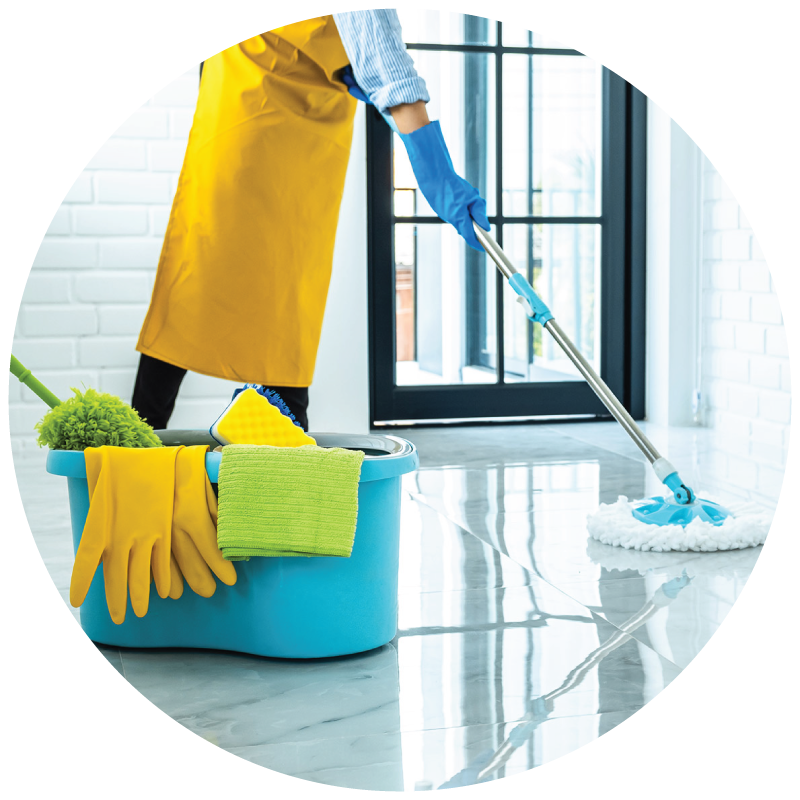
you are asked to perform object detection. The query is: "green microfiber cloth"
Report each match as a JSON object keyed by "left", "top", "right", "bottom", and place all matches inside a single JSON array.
[{"left": 216, "top": 444, "right": 365, "bottom": 560}]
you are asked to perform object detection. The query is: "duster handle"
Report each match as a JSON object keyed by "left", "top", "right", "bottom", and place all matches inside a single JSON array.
[{"left": 10, "top": 355, "right": 62, "bottom": 409}]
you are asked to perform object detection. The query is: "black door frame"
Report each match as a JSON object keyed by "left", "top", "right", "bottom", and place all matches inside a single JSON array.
[{"left": 367, "top": 32, "right": 647, "bottom": 426}]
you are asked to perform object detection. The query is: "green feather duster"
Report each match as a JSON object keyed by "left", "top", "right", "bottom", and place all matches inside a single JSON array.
[{"left": 35, "top": 387, "right": 162, "bottom": 451}]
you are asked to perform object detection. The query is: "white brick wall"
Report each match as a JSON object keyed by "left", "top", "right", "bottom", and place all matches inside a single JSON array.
[
  {"left": 700, "top": 157, "right": 791, "bottom": 503},
  {"left": 10, "top": 68, "right": 242, "bottom": 459}
]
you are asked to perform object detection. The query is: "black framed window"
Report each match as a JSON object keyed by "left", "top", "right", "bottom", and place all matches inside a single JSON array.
[{"left": 367, "top": 13, "right": 646, "bottom": 425}]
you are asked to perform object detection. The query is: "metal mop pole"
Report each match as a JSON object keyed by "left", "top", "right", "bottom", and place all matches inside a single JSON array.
[{"left": 474, "top": 223, "right": 693, "bottom": 505}]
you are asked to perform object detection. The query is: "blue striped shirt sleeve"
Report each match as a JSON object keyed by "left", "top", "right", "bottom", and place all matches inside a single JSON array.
[{"left": 332, "top": 9, "right": 430, "bottom": 114}]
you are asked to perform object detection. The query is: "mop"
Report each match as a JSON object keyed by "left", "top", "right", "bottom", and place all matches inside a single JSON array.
[{"left": 474, "top": 224, "right": 770, "bottom": 552}]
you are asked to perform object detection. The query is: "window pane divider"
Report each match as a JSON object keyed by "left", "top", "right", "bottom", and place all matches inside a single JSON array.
[
  {"left": 406, "top": 42, "right": 583, "bottom": 57},
  {"left": 394, "top": 216, "right": 603, "bottom": 225}
]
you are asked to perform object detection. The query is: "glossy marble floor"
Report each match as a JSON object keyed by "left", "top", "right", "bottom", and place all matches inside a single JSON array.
[{"left": 13, "top": 421, "right": 777, "bottom": 791}]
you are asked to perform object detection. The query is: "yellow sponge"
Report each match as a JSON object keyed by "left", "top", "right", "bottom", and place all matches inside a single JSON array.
[{"left": 210, "top": 388, "right": 316, "bottom": 447}]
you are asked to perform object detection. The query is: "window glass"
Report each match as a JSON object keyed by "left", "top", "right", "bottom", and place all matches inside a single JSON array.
[
  {"left": 503, "top": 55, "right": 602, "bottom": 218},
  {"left": 398, "top": 10, "right": 497, "bottom": 45},
  {"left": 502, "top": 224, "right": 601, "bottom": 383},
  {"left": 394, "top": 51, "right": 497, "bottom": 218}
]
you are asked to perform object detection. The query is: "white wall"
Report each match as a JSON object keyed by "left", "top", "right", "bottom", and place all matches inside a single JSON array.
[
  {"left": 699, "top": 158, "right": 790, "bottom": 499},
  {"left": 307, "top": 104, "right": 370, "bottom": 434},
  {"left": 10, "top": 70, "right": 370, "bottom": 460},
  {"left": 645, "top": 101, "right": 702, "bottom": 427},
  {"left": 645, "top": 98, "right": 791, "bottom": 502}
]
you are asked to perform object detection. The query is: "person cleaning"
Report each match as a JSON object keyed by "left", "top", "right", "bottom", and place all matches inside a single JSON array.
[{"left": 132, "top": 9, "right": 490, "bottom": 431}]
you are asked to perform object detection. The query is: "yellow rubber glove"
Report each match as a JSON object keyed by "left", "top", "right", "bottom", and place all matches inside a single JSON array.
[
  {"left": 70, "top": 446, "right": 182, "bottom": 624},
  {"left": 147, "top": 556, "right": 184, "bottom": 598},
  {"left": 170, "top": 445, "right": 237, "bottom": 597},
  {"left": 167, "top": 555, "right": 184, "bottom": 600}
]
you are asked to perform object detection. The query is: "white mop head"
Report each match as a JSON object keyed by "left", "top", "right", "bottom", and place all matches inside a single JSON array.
[{"left": 587, "top": 496, "right": 771, "bottom": 552}]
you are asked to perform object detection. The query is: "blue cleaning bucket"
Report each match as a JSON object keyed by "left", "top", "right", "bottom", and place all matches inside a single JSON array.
[{"left": 46, "top": 432, "right": 419, "bottom": 659}]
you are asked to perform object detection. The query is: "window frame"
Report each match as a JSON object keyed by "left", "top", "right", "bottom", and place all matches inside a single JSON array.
[{"left": 367, "top": 20, "right": 647, "bottom": 425}]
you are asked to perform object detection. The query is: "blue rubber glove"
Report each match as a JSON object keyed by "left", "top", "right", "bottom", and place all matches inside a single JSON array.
[
  {"left": 342, "top": 65, "right": 371, "bottom": 104},
  {"left": 342, "top": 67, "right": 489, "bottom": 250},
  {"left": 399, "top": 121, "right": 489, "bottom": 251}
]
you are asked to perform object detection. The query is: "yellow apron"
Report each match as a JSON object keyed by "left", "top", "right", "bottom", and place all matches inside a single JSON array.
[{"left": 136, "top": 16, "right": 357, "bottom": 386}]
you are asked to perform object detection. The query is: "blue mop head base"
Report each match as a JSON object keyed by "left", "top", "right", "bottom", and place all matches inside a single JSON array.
[
  {"left": 631, "top": 495, "right": 731, "bottom": 527},
  {"left": 587, "top": 495, "right": 770, "bottom": 551}
]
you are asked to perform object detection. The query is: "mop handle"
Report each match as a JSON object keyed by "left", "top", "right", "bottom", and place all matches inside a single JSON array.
[
  {"left": 474, "top": 223, "right": 664, "bottom": 467},
  {"left": 10, "top": 355, "right": 62, "bottom": 409}
]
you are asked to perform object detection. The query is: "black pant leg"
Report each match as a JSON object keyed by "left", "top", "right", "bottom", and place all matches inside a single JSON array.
[
  {"left": 266, "top": 385, "right": 309, "bottom": 431},
  {"left": 131, "top": 353, "right": 188, "bottom": 430}
]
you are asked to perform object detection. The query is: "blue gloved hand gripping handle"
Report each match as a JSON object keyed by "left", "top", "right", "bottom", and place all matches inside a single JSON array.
[
  {"left": 399, "top": 122, "right": 489, "bottom": 250},
  {"left": 474, "top": 222, "right": 696, "bottom": 506}
]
